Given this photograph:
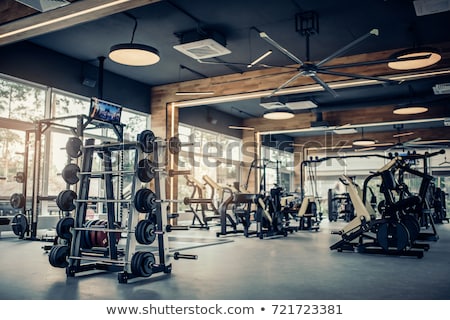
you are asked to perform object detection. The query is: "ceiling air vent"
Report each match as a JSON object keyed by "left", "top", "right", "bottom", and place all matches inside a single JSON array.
[
  {"left": 15, "top": 0, "right": 70, "bottom": 12},
  {"left": 173, "top": 29, "right": 231, "bottom": 60},
  {"left": 433, "top": 83, "right": 450, "bottom": 95}
]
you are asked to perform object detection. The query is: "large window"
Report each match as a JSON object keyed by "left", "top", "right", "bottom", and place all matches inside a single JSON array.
[
  {"left": 177, "top": 124, "right": 242, "bottom": 208},
  {"left": 0, "top": 74, "right": 150, "bottom": 218},
  {"left": 260, "top": 146, "right": 294, "bottom": 193}
]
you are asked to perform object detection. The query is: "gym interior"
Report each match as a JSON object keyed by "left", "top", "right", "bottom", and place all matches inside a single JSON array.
[{"left": 1, "top": 0, "right": 450, "bottom": 301}]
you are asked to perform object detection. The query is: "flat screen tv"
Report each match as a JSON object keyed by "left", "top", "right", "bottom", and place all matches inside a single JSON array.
[{"left": 89, "top": 97, "right": 122, "bottom": 124}]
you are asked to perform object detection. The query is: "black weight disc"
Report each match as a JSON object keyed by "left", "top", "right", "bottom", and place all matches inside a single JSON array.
[
  {"left": 10, "top": 193, "right": 25, "bottom": 209},
  {"left": 11, "top": 213, "right": 28, "bottom": 238},
  {"left": 56, "top": 217, "right": 74, "bottom": 240},
  {"left": 61, "top": 163, "right": 80, "bottom": 185},
  {"left": 377, "top": 221, "right": 410, "bottom": 253},
  {"left": 66, "top": 137, "right": 83, "bottom": 158},
  {"left": 135, "top": 220, "right": 145, "bottom": 244},
  {"left": 131, "top": 251, "right": 144, "bottom": 277},
  {"left": 48, "top": 245, "right": 69, "bottom": 268},
  {"left": 134, "top": 188, "right": 149, "bottom": 213},
  {"left": 135, "top": 220, "right": 157, "bottom": 245},
  {"left": 137, "top": 159, "right": 155, "bottom": 183},
  {"left": 138, "top": 130, "right": 156, "bottom": 154},
  {"left": 140, "top": 252, "right": 155, "bottom": 277},
  {"left": 56, "top": 190, "right": 77, "bottom": 211}
]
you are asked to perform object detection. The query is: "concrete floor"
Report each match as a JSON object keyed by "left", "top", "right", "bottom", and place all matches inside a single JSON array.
[{"left": 0, "top": 220, "right": 450, "bottom": 300}]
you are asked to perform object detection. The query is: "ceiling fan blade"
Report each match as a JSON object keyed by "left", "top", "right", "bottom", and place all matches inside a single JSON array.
[
  {"left": 408, "top": 139, "right": 450, "bottom": 145},
  {"left": 310, "top": 74, "right": 339, "bottom": 97},
  {"left": 268, "top": 71, "right": 304, "bottom": 97},
  {"left": 392, "top": 131, "right": 414, "bottom": 138},
  {"left": 373, "top": 142, "right": 395, "bottom": 147},
  {"left": 317, "top": 69, "right": 398, "bottom": 85},
  {"left": 259, "top": 31, "right": 304, "bottom": 65},
  {"left": 320, "top": 54, "right": 433, "bottom": 70},
  {"left": 316, "top": 29, "right": 379, "bottom": 67},
  {"left": 355, "top": 146, "right": 377, "bottom": 152},
  {"left": 247, "top": 50, "right": 272, "bottom": 68}
]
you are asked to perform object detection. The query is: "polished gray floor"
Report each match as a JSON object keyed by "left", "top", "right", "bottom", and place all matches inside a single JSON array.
[{"left": 0, "top": 220, "right": 449, "bottom": 300}]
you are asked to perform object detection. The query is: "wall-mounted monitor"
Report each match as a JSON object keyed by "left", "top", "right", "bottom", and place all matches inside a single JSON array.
[{"left": 89, "top": 97, "right": 122, "bottom": 124}]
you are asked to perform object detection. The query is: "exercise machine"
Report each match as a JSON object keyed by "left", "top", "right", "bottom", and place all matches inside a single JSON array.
[
  {"left": 182, "top": 174, "right": 221, "bottom": 229},
  {"left": 330, "top": 150, "right": 444, "bottom": 258}
]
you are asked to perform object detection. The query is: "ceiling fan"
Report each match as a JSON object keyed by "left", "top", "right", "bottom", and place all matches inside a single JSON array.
[
  {"left": 194, "top": 11, "right": 433, "bottom": 98},
  {"left": 257, "top": 26, "right": 414, "bottom": 98}
]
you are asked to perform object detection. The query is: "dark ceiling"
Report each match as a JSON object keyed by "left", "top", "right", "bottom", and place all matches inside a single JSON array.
[{"left": 1, "top": 0, "right": 450, "bottom": 139}]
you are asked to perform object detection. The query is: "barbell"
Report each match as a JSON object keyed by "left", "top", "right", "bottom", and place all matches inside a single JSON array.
[{"left": 137, "top": 130, "right": 190, "bottom": 154}]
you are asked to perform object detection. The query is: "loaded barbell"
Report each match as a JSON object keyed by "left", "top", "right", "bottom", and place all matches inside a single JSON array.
[{"left": 137, "top": 130, "right": 192, "bottom": 154}]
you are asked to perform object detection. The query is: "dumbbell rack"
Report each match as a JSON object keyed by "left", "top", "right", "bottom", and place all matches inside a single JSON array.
[
  {"left": 59, "top": 134, "right": 171, "bottom": 282},
  {"left": 118, "top": 137, "right": 173, "bottom": 283}
]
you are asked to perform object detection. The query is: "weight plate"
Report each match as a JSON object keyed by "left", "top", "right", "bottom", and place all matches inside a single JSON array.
[
  {"left": 11, "top": 213, "right": 28, "bottom": 238},
  {"left": 168, "top": 136, "right": 182, "bottom": 154},
  {"left": 135, "top": 220, "right": 157, "bottom": 245},
  {"left": 66, "top": 137, "right": 83, "bottom": 158},
  {"left": 138, "top": 130, "right": 156, "bottom": 154},
  {"left": 56, "top": 190, "right": 77, "bottom": 211},
  {"left": 61, "top": 163, "right": 80, "bottom": 185},
  {"left": 134, "top": 189, "right": 148, "bottom": 213},
  {"left": 10, "top": 193, "right": 25, "bottom": 209},
  {"left": 140, "top": 252, "right": 155, "bottom": 277},
  {"left": 15, "top": 172, "right": 25, "bottom": 183},
  {"left": 131, "top": 251, "right": 144, "bottom": 277},
  {"left": 137, "top": 159, "right": 155, "bottom": 183},
  {"left": 377, "top": 221, "right": 410, "bottom": 253},
  {"left": 56, "top": 217, "right": 74, "bottom": 240},
  {"left": 49, "top": 245, "right": 70, "bottom": 268}
]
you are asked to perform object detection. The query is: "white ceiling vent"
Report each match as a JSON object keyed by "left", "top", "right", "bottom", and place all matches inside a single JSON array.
[
  {"left": 174, "top": 38, "right": 231, "bottom": 60},
  {"left": 433, "top": 83, "right": 450, "bottom": 94},
  {"left": 15, "top": 0, "right": 70, "bottom": 12},
  {"left": 285, "top": 100, "right": 318, "bottom": 110},
  {"left": 259, "top": 101, "right": 285, "bottom": 109},
  {"left": 260, "top": 99, "right": 317, "bottom": 110},
  {"left": 413, "top": 0, "right": 450, "bottom": 16}
]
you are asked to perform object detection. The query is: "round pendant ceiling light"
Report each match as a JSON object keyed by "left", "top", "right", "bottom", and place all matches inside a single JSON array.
[
  {"left": 393, "top": 105, "right": 428, "bottom": 115},
  {"left": 108, "top": 13, "right": 160, "bottom": 67},
  {"left": 109, "top": 43, "right": 160, "bottom": 66},
  {"left": 388, "top": 47, "right": 441, "bottom": 70},
  {"left": 263, "top": 111, "right": 295, "bottom": 120}
]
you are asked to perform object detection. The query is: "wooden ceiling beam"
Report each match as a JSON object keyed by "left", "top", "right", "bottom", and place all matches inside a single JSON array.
[{"left": 0, "top": 0, "right": 161, "bottom": 46}]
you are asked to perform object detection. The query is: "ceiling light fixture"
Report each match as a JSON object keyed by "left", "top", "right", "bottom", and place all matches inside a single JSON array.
[
  {"left": 263, "top": 111, "right": 295, "bottom": 120},
  {"left": 353, "top": 128, "right": 376, "bottom": 146},
  {"left": 175, "top": 91, "right": 215, "bottom": 96},
  {"left": 228, "top": 125, "right": 255, "bottom": 131},
  {"left": 109, "top": 14, "right": 160, "bottom": 66},
  {"left": 388, "top": 47, "right": 441, "bottom": 70},
  {"left": 393, "top": 105, "right": 428, "bottom": 115}
]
